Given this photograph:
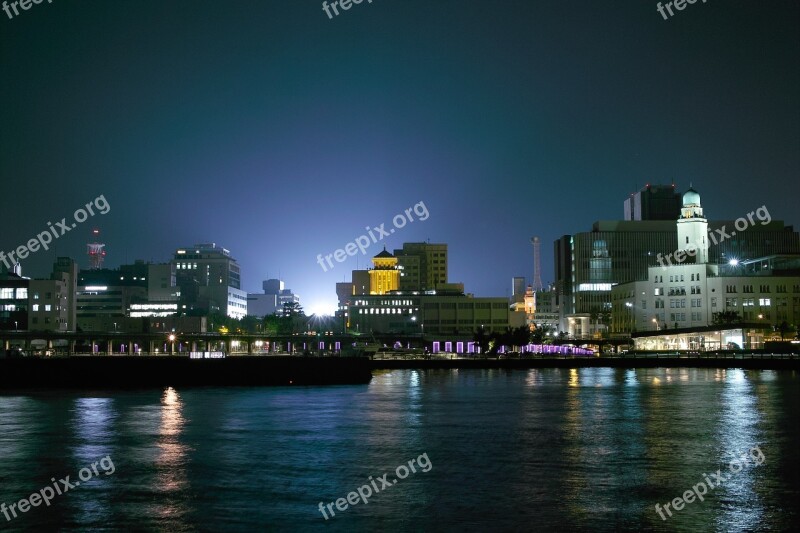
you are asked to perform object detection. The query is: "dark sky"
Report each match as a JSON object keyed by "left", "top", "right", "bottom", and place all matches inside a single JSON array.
[{"left": 2, "top": 0, "right": 798, "bottom": 314}]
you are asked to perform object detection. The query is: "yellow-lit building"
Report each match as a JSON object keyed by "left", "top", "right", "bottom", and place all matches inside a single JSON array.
[{"left": 368, "top": 249, "right": 400, "bottom": 295}]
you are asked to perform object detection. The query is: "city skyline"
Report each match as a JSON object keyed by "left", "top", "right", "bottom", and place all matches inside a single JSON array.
[
  {"left": 2, "top": 1, "right": 799, "bottom": 314},
  {"left": 1, "top": 3, "right": 799, "bottom": 531},
  {"left": 2, "top": 183, "right": 799, "bottom": 316}
]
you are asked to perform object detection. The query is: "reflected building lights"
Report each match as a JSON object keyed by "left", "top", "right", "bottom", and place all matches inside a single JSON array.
[{"left": 156, "top": 387, "right": 190, "bottom": 512}]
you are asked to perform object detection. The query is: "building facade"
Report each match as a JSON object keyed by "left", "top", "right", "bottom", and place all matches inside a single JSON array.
[
  {"left": 623, "top": 183, "right": 682, "bottom": 221},
  {"left": 346, "top": 292, "right": 510, "bottom": 338},
  {"left": 557, "top": 187, "right": 800, "bottom": 336},
  {"left": 247, "top": 279, "right": 301, "bottom": 317},
  {"left": 173, "top": 243, "right": 247, "bottom": 319},
  {"left": 393, "top": 242, "right": 448, "bottom": 291},
  {"left": 611, "top": 190, "right": 800, "bottom": 347},
  {"left": 0, "top": 258, "right": 78, "bottom": 332}
]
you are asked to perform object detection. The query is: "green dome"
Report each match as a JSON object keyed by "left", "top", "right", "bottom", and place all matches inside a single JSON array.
[{"left": 683, "top": 188, "right": 701, "bottom": 206}]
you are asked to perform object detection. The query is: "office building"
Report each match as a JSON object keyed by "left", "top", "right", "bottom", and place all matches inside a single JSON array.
[
  {"left": 347, "top": 292, "right": 510, "bottom": 338},
  {"left": 0, "top": 258, "right": 77, "bottom": 332},
  {"left": 623, "top": 183, "right": 682, "bottom": 221},
  {"left": 173, "top": 243, "right": 247, "bottom": 319},
  {"left": 611, "top": 189, "right": 800, "bottom": 349},
  {"left": 556, "top": 186, "right": 800, "bottom": 336},
  {"left": 512, "top": 277, "right": 526, "bottom": 304},
  {"left": 393, "top": 242, "right": 448, "bottom": 291},
  {"left": 247, "top": 279, "right": 301, "bottom": 317}
]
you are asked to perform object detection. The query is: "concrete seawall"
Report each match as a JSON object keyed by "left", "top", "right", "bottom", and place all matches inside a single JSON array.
[
  {"left": 370, "top": 357, "right": 800, "bottom": 371},
  {"left": 0, "top": 356, "right": 373, "bottom": 389}
]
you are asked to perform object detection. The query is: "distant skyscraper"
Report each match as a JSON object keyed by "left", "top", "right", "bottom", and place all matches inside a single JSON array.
[
  {"left": 512, "top": 276, "right": 526, "bottom": 304},
  {"left": 393, "top": 242, "right": 448, "bottom": 291},
  {"left": 623, "top": 183, "right": 682, "bottom": 221}
]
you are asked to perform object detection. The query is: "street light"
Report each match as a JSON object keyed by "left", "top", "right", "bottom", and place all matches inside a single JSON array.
[
  {"left": 652, "top": 318, "right": 660, "bottom": 331},
  {"left": 168, "top": 334, "right": 176, "bottom": 355}
]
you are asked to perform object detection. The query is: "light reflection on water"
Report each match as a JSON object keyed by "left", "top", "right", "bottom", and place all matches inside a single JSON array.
[{"left": 0, "top": 368, "right": 796, "bottom": 532}]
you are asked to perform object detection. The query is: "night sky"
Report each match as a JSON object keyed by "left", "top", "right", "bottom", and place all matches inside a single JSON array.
[{"left": 1, "top": 0, "right": 798, "bottom": 314}]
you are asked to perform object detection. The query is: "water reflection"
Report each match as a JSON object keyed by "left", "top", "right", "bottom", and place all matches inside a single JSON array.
[
  {"left": 155, "top": 387, "right": 190, "bottom": 519},
  {"left": 71, "top": 397, "right": 116, "bottom": 525},
  {"left": 714, "top": 369, "right": 764, "bottom": 531}
]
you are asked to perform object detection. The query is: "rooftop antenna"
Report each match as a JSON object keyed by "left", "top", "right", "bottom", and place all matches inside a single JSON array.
[{"left": 87, "top": 229, "right": 106, "bottom": 270}]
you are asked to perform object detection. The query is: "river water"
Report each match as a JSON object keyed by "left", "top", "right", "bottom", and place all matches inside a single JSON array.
[{"left": 0, "top": 368, "right": 798, "bottom": 532}]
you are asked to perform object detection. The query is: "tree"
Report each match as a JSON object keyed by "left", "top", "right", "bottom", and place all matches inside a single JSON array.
[
  {"left": 776, "top": 321, "right": 795, "bottom": 341},
  {"left": 598, "top": 311, "right": 611, "bottom": 337},
  {"left": 509, "top": 326, "right": 531, "bottom": 350},
  {"left": 712, "top": 311, "right": 741, "bottom": 325},
  {"left": 282, "top": 301, "right": 304, "bottom": 317},
  {"left": 486, "top": 327, "right": 529, "bottom": 356},
  {"left": 239, "top": 315, "right": 261, "bottom": 334},
  {"left": 281, "top": 302, "right": 306, "bottom": 335},
  {"left": 530, "top": 323, "right": 555, "bottom": 344},
  {"left": 473, "top": 327, "right": 491, "bottom": 356}
]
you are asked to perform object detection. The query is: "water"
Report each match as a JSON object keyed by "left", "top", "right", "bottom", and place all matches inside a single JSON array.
[{"left": 1, "top": 368, "right": 798, "bottom": 532}]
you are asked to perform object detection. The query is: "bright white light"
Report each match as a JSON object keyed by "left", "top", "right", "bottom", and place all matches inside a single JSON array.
[
  {"left": 729, "top": 259, "right": 739, "bottom": 266},
  {"left": 308, "top": 302, "right": 337, "bottom": 316}
]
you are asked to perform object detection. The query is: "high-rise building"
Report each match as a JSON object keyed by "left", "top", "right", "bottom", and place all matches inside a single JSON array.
[
  {"left": 512, "top": 277, "right": 526, "bottom": 304},
  {"left": 557, "top": 187, "right": 800, "bottom": 336},
  {"left": 172, "top": 243, "right": 247, "bottom": 319},
  {"left": 393, "top": 242, "right": 448, "bottom": 291},
  {"left": 623, "top": 183, "right": 682, "bottom": 221}
]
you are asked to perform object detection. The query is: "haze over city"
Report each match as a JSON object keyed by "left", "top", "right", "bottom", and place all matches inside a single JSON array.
[{"left": 2, "top": 1, "right": 798, "bottom": 315}]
